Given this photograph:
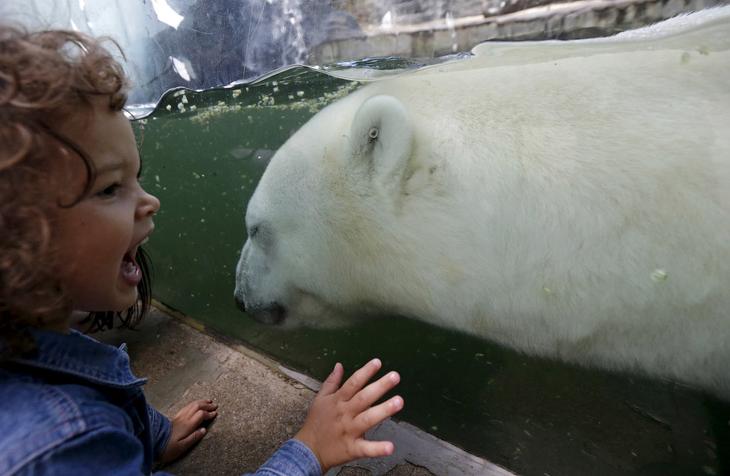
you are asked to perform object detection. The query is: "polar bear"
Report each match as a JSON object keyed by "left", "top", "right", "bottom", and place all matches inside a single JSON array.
[{"left": 235, "top": 8, "right": 730, "bottom": 398}]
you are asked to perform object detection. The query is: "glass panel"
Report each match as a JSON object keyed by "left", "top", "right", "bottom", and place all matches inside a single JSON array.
[
  {"left": 134, "top": 27, "right": 730, "bottom": 472},
  {"left": 2, "top": 0, "right": 391, "bottom": 105},
  {"left": 6, "top": 2, "right": 729, "bottom": 474}
]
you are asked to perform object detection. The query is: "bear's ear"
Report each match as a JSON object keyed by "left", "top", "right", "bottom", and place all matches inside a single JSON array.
[{"left": 348, "top": 95, "right": 413, "bottom": 187}]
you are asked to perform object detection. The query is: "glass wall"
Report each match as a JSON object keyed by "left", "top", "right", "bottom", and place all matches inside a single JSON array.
[
  {"left": 2, "top": 0, "right": 421, "bottom": 105},
  {"left": 5, "top": 1, "right": 729, "bottom": 475}
]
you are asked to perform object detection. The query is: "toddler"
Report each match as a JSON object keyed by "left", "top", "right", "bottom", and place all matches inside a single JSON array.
[{"left": 0, "top": 25, "right": 403, "bottom": 475}]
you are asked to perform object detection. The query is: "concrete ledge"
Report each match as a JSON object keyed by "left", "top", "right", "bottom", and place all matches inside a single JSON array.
[
  {"left": 277, "top": 366, "right": 513, "bottom": 476},
  {"left": 334, "top": 420, "right": 514, "bottom": 476},
  {"left": 97, "top": 306, "right": 507, "bottom": 476}
]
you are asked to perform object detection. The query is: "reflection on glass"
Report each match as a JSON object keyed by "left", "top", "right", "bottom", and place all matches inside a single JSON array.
[{"left": 5, "top": 0, "right": 723, "bottom": 107}]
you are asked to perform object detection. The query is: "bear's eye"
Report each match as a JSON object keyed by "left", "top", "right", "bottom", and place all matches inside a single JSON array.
[
  {"left": 368, "top": 127, "right": 379, "bottom": 143},
  {"left": 247, "top": 223, "right": 274, "bottom": 250}
]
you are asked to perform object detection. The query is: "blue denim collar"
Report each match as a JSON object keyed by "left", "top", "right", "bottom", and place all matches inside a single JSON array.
[{"left": 11, "top": 329, "right": 146, "bottom": 389}]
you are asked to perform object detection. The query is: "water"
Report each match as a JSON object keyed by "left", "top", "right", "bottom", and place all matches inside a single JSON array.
[{"left": 134, "top": 62, "right": 728, "bottom": 476}]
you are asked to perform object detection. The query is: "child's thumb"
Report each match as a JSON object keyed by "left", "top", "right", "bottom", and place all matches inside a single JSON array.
[{"left": 179, "top": 427, "right": 207, "bottom": 448}]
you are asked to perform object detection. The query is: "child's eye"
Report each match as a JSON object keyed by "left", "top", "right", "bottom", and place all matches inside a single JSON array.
[{"left": 97, "top": 183, "right": 121, "bottom": 198}]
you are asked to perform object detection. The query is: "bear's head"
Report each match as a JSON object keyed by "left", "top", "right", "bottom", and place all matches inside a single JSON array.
[{"left": 234, "top": 92, "right": 464, "bottom": 328}]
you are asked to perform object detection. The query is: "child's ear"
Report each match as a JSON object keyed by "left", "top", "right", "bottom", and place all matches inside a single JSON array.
[{"left": 347, "top": 95, "right": 413, "bottom": 189}]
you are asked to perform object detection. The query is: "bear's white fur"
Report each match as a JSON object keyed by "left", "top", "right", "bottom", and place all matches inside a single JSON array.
[{"left": 235, "top": 8, "right": 730, "bottom": 398}]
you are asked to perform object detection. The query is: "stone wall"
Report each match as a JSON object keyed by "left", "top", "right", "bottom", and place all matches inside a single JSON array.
[
  {"left": 315, "top": 0, "right": 729, "bottom": 63},
  {"left": 334, "top": 0, "right": 485, "bottom": 25}
]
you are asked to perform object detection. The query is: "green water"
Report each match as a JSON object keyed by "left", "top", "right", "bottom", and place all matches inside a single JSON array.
[{"left": 135, "top": 65, "right": 728, "bottom": 476}]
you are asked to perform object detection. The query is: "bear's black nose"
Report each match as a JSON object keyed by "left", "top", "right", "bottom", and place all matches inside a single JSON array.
[{"left": 234, "top": 297, "right": 286, "bottom": 325}]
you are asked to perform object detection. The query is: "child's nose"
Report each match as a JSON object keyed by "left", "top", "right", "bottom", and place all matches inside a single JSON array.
[{"left": 137, "top": 190, "right": 161, "bottom": 219}]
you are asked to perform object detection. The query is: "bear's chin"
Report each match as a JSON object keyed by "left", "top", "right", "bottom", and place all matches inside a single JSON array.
[{"left": 250, "top": 303, "right": 287, "bottom": 326}]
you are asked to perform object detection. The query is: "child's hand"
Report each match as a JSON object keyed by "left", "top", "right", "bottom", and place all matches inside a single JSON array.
[
  {"left": 160, "top": 399, "right": 218, "bottom": 464},
  {"left": 294, "top": 358, "right": 403, "bottom": 473}
]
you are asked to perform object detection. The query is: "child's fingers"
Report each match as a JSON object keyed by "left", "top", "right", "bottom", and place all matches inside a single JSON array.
[
  {"left": 353, "top": 395, "right": 403, "bottom": 434},
  {"left": 318, "top": 362, "right": 344, "bottom": 396},
  {"left": 178, "top": 409, "right": 217, "bottom": 433},
  {"left": 338, "top": 358, "right": 382, "bottom": 401},
  {"left": 187, "top": 402, "right": 217, "bottom": 414},
  {"left": 177, "top": 426, "right": 208, "bottom": 448},
  {"left": 178, "top": 399, "right": 216, "bottom": 417},
  {"left": 193, "top": 408, "right": 218, "bottom": 424},
  {"left": 350, "top": 371, "right": 400, "bottom": 413},
  {"left": 353, "top": 439, "right": 395, "bottom": 459}
]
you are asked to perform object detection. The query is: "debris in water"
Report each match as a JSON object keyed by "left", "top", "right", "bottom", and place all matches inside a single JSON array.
[{"left": 651, "top": 269, "right": 668, "bottom": 282}]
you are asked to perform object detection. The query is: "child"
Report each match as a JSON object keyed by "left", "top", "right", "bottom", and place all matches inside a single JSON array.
[{"left": 0, "top": 25, "right": 403, "bottom": 475}]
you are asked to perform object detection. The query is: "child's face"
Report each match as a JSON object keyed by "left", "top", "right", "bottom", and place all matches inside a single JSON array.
[{"left": 53, "top": 99, "right": 160, "bottom": 315}]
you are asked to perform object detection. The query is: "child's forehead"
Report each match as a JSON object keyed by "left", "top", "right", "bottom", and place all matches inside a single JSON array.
[
  {"left": 45, "top": 100, "right": 111, "bottom": 147},
  {"left": 62, "top": 98, "right": 131, "bottom": 135},
  {"left": 56, "top": 96, "right": 121, "bottom": 127},
  {"left": 53, "top": 100, "right": 138, "bottom": 173}
]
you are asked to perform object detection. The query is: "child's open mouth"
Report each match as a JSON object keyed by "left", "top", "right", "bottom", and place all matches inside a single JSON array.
[{"left": 120, "top": 249, "right": 142, "bottom": 286}]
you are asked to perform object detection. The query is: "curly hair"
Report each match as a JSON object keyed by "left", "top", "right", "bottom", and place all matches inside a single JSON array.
[{"left": 0, "top": 25, "right": 152, "bottom": 358}]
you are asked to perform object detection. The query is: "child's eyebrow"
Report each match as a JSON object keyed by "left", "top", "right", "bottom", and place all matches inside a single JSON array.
[{"left": 95, "top": 160, "right": 126, "bottom": 174}]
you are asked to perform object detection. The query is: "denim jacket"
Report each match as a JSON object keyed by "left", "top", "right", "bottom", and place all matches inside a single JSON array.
[{"left": 0, "top": 329, "right": 321, "bottom": 476}]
